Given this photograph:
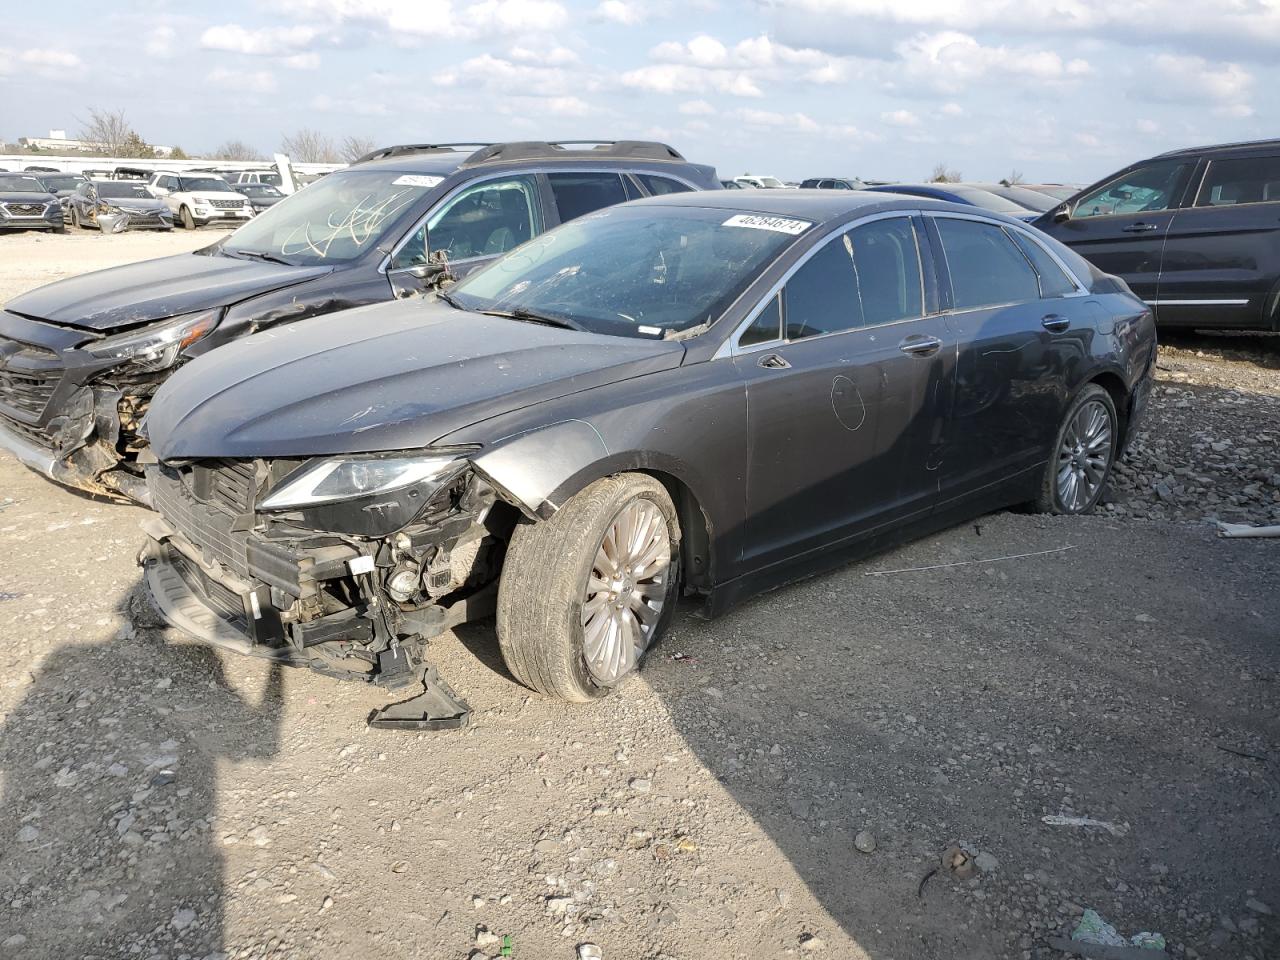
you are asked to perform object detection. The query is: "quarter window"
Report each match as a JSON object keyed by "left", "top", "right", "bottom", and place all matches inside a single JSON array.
[
  {"left": 1194, "top": 155, "right": 1280, "bottom": 207},
  {"left": 1072, "top": 159, "right": 1188, "bottom": 218},
  {"left": 547, "top": 172, "right": 628, "bottom": 222},
  {"left": 1009, "top": 230, "right": 1077, "bottom": 298},
  {"left": 636, "top": 174, "right": 692, "bottom": 196},
  {"left": 936, "top": 218, "right": 1040, "bottom": 310}
]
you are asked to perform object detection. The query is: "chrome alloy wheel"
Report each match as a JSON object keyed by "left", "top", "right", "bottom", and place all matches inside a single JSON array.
[
  {"left": 581, "top": 498, "right": 671, "bottom": 684},
  {"left": 1056, "top": 398, "right": 1113, "bottom": 512}
]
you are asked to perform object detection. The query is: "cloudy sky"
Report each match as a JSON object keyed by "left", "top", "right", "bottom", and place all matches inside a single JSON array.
[{"left": 0, "top": 0, "right": 1274, "bottom": 184}]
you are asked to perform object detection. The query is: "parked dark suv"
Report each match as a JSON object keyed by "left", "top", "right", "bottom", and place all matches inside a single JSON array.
[
  {"left": 0, "top": 140, "right": 720, "bottom": 502},
  {"left": 1035, "top": 138, "right": 1280, "bottom": 330}
]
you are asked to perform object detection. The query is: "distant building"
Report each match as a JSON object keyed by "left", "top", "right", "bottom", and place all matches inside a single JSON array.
[{"left": 17, "top": 129, "right": 174, "bottom": 157}]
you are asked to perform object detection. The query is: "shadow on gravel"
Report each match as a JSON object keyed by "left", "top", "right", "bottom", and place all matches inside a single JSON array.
[
  {"left": 0, "top": 621, "right": 283, "bottom": 957},
  {"left": 646, "top": 517, "right": 1280, "bottom": 958}
]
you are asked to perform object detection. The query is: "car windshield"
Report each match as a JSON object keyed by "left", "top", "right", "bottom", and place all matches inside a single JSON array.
[
  {"left": 97, "top": 182, "right": 153, "bottom": 199},
  {"left": 449, "top": 205, "right": 803, "bottom": 339},
  {"left": 758, "top": 177, "right": 784, "bottom": 188},
  {"left": 0, "top": 175, "right": 47, "bottom": 192},
  {"left": 243, "top": 184, "right": 282, "bottom": 197},
  {"left": 41, "top": 175, "right": 84, "bottom": 190},
  {"left": 224, "top": 169, "right": 438, "bottom": 265},
  {"left": 178, "top": 177, "right": 234, "bottom": 192}
]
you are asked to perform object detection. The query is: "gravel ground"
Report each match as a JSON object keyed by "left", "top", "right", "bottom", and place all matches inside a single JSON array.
[{"left": 0, "top": 232, "right": 1277, "bottom": 960}]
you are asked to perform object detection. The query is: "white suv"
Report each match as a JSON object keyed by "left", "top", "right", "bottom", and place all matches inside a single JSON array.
[{"left": 147, "top": 173, "right": 254, "bottom": 229}]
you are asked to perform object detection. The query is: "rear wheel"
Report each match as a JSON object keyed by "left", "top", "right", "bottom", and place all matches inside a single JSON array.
[
  {"left": 179, "top": 206, "right": 195, "bottom": 230},
  {"left": 497, "top": 474, "right": 681, "bottom": 701},
  {"left": 1034, "top": 384, "right": 1118, "bottom": 514}
]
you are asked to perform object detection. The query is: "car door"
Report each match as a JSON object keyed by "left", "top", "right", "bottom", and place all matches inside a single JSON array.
[
  {"left": 732, "top": 215, "right": 952, "bottom": 571},
  {"left": 1037, "top": 157, "right": 1195, "bottom": 304},
  {"left": 1156, "top": 152, "right": 1280, "bottom": 329},
  {"left": 385, "top": 174, "right": 545, "bottom": 298},
  {"left": 928, "top": 214, "right": 1089, "bottom": 504}
]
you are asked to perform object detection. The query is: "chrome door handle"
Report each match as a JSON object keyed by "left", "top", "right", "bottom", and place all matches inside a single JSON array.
[
  {"left": 898, "top": 335, "right": 942, "bottom": 357},
  {"left": 1042, "top": 314, "right": 1071, "bottom": 332},
  {"left": 1121, "top": 223, "right": 1158, "bottom": 233},
  {"left": 757, "top": 353, "right": 791, "bottom": 369}
]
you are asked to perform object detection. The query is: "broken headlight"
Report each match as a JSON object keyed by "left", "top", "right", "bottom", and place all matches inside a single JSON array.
[
  {"left": 260, "top": 453, "right": 465, "bottom": 510},
  {"left": 85, "top": 308, "right": 219, "bottom": 371}
]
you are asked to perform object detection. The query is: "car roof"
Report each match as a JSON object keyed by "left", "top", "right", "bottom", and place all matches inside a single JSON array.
[
  {"left": 1153, "top": 138, "right": 1280, "bottom": 160},
  {"left": 626, "top": 188, "right": 1018, "bottom": 224}
]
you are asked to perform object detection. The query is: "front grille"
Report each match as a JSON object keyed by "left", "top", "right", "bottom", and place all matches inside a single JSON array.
[
  {"left": 0, "top": 335, "right": 62, "bottom": 420},
  {"left": 209, "top": 198, "right": 243, "bottom": 210},
  {"left": 169, "top": 548, "right": 248, "bottom": 628},
  {"left": 148, "top": 462, "right": 258, "bottom": 579},
  {"left": 2, "top": 203, "right": 47, "bottom": 217},
  {"left": 0, "top": 414, "right": 53, "bottom": 448}
]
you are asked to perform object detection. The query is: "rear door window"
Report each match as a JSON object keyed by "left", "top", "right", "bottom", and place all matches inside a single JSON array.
[
  {"left": 847, "top": 217, "right": 924, "bottom": 327},
  {"left": 784, "top": 236, "right": 864, "bottom": 338},
  {"left": 935, "top": 218, "right": 1041, "bottom": 310},
  {"left": 1194, "top": 155, "right": 1280, "bottom": 207},
  {"left": 547, "top": 172, "right": 628, "bottom": 222}
]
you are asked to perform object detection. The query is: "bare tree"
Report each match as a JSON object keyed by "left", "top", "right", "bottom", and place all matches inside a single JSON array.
[
  {"left": 1003, "top": 169, "right": 1026, "bottom": 185},
  {"left": 213, "top": 140, "right": 265, "bottom": 161},
  {"left": 340, "top": 135, "right": 379, "bottom": 163},
  {"left": 280, "top": 128, "right": 339, "bottom": 163},
  {"left": 930, "top": 162, "right": 962, "bottom": 183},
  {"left": 78, "top": 108, "right": 140, "bottom": 156}
]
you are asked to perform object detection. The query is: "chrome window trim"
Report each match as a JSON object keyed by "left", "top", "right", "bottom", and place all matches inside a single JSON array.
[
  {"left": 716, "top": 210, "right": 930, "bottom": 359},
  {"left": 380, "top": 166, "right": 703, "bottom": 275}
]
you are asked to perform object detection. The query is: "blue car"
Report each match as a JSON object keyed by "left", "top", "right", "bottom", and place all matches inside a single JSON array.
[{"left": 863, "top": 183, "right": 1039, "bottom": 221}]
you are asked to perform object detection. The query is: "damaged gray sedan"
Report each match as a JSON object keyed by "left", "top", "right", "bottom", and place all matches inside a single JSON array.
[{"left": 137, "top": 191, "right": 1155, "bottom": 726}]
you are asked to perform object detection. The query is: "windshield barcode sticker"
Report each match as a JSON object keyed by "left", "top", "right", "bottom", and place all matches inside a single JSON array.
[
  {"left": 722, "top": 214, "right": 811, "bottom": 235},
  {"left": 393, "top": 175, "right": 444, "bottom": 188}
]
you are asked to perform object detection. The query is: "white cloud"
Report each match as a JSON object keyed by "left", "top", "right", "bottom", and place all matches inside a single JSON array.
[
  {"left": 678, "top": 99, "right": 715, "bottom": 115},
  {"left": 276, "top": 0, "right": 569, "bottom": 42},
  {"left": 894, "top": 31, "right": 1090, "bottom": 91},
  {"left": 145, "top": 26, "right": 176, "bottom": 58},
  {"left": 206, "top": 66, "right": 277, "bottom": 92},
  {"left": 0, "top": 47, "right": 84, "bottom": 77},
  {"left": 544, "top": 95, "right": 591, "bottom": 115},
  {"left": 620, "top": 63, "right": 762, "bottom": 97},
  {"left": 595, "top": 0, "right": 645, "bottom": 24},
  {"left": 433, "top": 52, "right": 598, "bottom": 103},
  {"left": 1135, "top": 118, "right": 1159, "bottom": 134},
  {"left": 737, "top": 108, "right": 819, "bottom": 133},
  {"left": 1147, "top": 53, "right": 1251, "bottom": 103},
  {"left": 940, "top": 102, "right": 964, "bottom": 116},
  {"left": 881, "top": 108, "right": 920, "bottom": 127},
  {"left": 509, "top": 44, "right": 578, "bottom": 65},
  {"left": 201, "top": 23, "right": 324, "bottom": 56},
  {"left": 311, "top": 94, "right": 389, "bottom": 115}
]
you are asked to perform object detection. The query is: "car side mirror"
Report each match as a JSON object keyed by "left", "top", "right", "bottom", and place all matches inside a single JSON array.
[
  {"left": 1052, "top": 203, "right": 1071, "bottom": 223},
  {"left": 408, "top": 262, "right": 448, "bottom": 283}
]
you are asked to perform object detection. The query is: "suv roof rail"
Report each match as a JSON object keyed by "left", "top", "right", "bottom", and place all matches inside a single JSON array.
[
  {"left": 352, "top": 142, "right": 495, "bottom": 164},
  {"left": 1154, "top": 137, "right": 1280, "bottom": 158},
  {"left": 461, "top": 140, "right": 686, "bottom": 167}
]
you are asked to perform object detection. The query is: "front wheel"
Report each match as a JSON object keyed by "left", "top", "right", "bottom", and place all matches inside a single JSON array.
[
  {"left": 71, "top": 207, "right": 82, "bottom": 229},
  {"left": 1034, "top": 384, "right": 1118, "bottom": 514},
  {"left": 179, "top": 206, "right": 195, "bottom": 230},
  {"left": 496, "top": 474, "right": 681, "bottom": 701}
]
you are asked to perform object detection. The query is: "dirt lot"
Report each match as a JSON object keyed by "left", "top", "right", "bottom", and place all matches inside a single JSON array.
[{"left": 0, "top": 231, "right": 1277, "bottom": 960}]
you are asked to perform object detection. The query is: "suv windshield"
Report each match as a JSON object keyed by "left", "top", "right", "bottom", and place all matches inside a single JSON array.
[
  {"left": 242, "top": 184, "right": 283, "bottom": 197},
  {"left": 0, "top": 175, "right": 47, "bottom": 192},
  {"left": 41, "top": 175, "right": 84, "bottom": 191},
  {"left": 449, "top": 205, "right": 802, "bottom": 339},
  {"left": 178, "top": 177, "right": 235, "bottom": 192},
  {"left": 98, "top": 182, "right": 153, "bottom": 199},
  {"left": 225, "top": 169, "right": 438, "bottom": 265}
]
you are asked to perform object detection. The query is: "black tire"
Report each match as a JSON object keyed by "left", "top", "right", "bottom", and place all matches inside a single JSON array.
[
  {"left": 1033, "top": 383, "right": 1118, "bottom": 515},
  {"left": 496, "top": 473, "right": 681, "bottom": 702},
  {"left": 179, "top": 206, "right": 195, "bottom": 230},
  {"left": 51, "top": 222, "right": 66, "bottom": 234},
  {"left": 70, "top": 207, "right": 82, "bottom": 229}
]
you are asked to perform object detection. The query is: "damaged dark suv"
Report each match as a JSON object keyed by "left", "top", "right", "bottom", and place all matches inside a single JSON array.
[
  {"left": 0, "top": 141, "right": 719, "bottom": 502},
  {"left": 137, "top": 191, "right": 1155, "bottom": 727}
]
